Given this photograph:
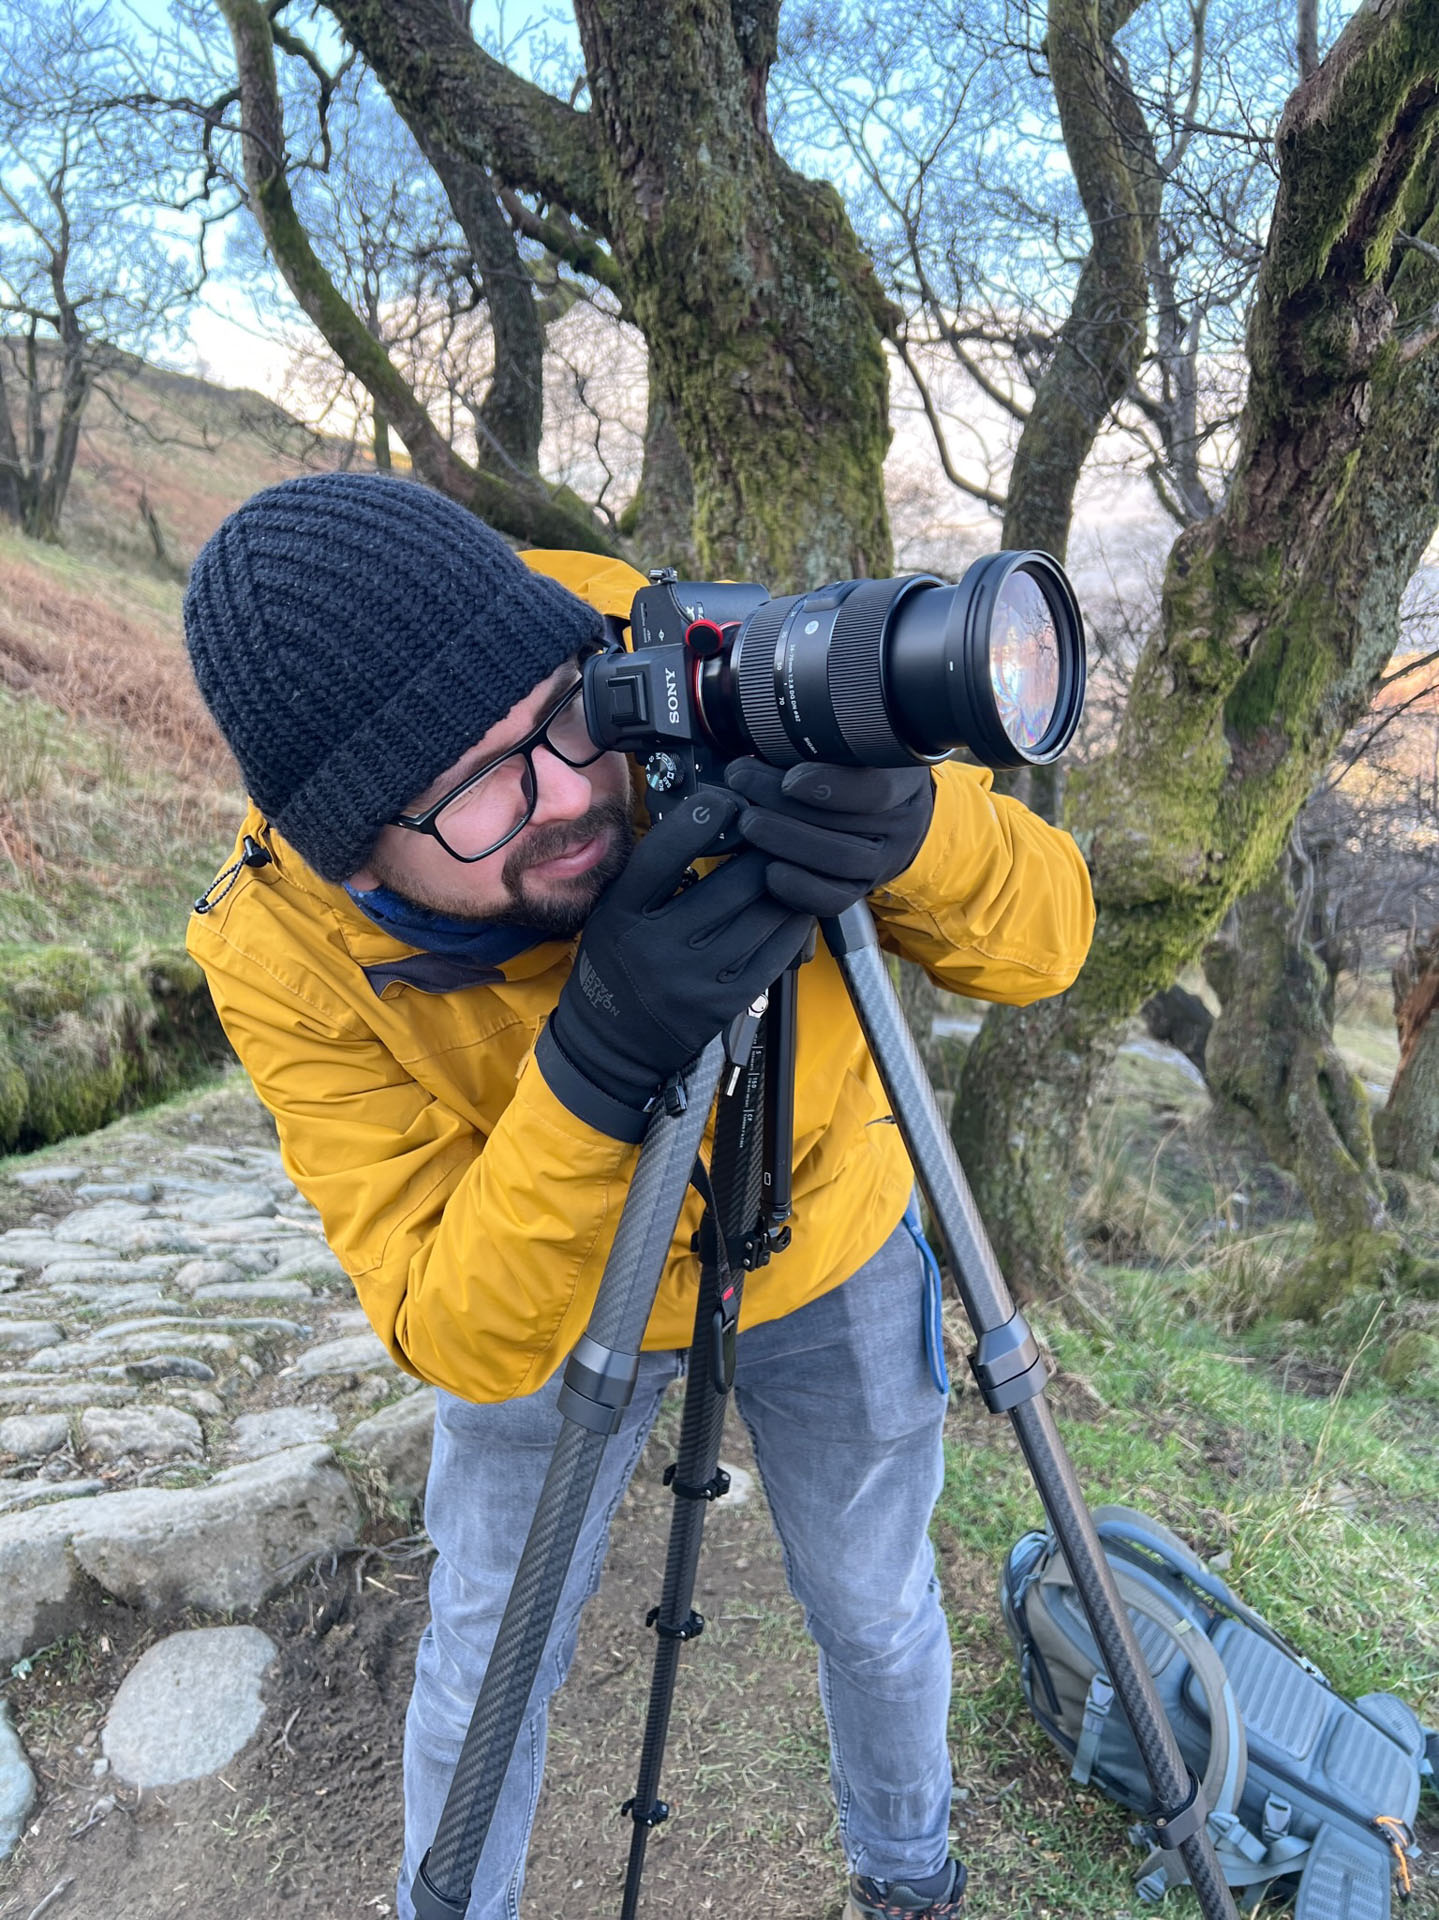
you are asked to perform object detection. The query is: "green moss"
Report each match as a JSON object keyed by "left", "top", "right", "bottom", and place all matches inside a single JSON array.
[{"left": 0, "top": 943, "right": 231, "bottom": 1151}]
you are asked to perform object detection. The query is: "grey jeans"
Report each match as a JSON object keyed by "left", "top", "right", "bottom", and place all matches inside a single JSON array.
[{"left": 396, "top": 1217, "right": 953, "bottom": 1919}]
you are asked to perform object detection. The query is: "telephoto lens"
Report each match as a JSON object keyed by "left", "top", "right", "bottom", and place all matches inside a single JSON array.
[
  {"left": 705, "top": 551, "right": 1084, "bottom": 771},
  {"left": 585, "top": 550, "right": 1085, "bottom": 780}
]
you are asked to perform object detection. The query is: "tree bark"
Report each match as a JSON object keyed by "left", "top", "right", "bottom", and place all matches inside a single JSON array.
[
  {"left": 1376, "top": 926, "right": 1439, "bottom": 1174},
  {"left": 618, "top": 386, "right": 697, "bottom": 573},
  {"left": 957, "top": 5, "right": 1439, "bottom": 1294},
  {"left": 323, "top": 0, "right": 896, "bottom": 587},
  {"left": 1202, "top": 850, "right": 1389, "bottom": 1259},
  {"left": 1001, "top": 0, "right": 1158, "bottom": 557}
]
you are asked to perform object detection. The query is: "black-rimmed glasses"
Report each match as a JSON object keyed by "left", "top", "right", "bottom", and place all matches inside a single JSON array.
[{"left": 391, "top": 676, "right": 606, "bottom": 863}]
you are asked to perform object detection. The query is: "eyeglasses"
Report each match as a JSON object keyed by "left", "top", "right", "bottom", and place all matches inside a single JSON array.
[{"left": 391, "top": 675, "right": 606, "bottom": 863}]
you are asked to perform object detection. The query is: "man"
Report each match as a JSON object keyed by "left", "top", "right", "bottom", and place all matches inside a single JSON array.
[{"left": 184, "top": 470, "right": 1094, "bottom": 1920}]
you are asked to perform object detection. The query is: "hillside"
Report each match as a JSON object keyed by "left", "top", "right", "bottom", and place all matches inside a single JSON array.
[{"left": 0, "top": 362, "right": 341, "bottom": 1148}]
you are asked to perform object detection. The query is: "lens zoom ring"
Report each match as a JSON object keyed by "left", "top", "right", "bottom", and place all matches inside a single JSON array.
[
  {"left": 829, "top": 582, "right": 900, "bottom": 759},
  {"left": 735, "top": 598, "right": 799, "bottom": 765}
]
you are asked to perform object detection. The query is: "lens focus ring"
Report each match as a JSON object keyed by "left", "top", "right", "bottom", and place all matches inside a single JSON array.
[{"left": 828, "top": 579, "right": 908, "bottom": 762}]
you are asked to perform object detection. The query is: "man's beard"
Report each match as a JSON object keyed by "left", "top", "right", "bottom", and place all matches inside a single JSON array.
[{"left": 368, "top": 797, "right": 635, "bottom": 939}]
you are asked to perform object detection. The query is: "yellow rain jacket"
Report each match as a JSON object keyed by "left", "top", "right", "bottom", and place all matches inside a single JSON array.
[{"left": 187, "top": 552, "right": 1094, "bottom": 1404}]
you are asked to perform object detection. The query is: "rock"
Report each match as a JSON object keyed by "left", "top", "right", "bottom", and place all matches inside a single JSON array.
[
  {"left": 0, "top": 1501, "right": 83, "bottom": 1663},
  {"left": 0, "top": 1268, "right": 21, "bottom": 1292},
  {"left": 40, "top": 1257, "right": 182, "bottom": 1287},
  {"left": 11, "top": 1164, "right": 83, "bottom": 1188},
  {"left": 27, "top": 1331, "right": 239, "bottom": 1373},
  {"left": 267, "top": 1244, "right": 347, "bottom": 1285},
  {"left": 171, "top": 1257, "right": 243, "bottom": 1293},
  {"left": 0, "top": 1445, "right": 359, "bottom": 1663},
  {"left": 194, "top": 1279, "right": 315, "bottom": 1306},
  {"left": 290, "top": 1333, "right": 397, "bottom": 1380},
  {"left": 123, "top": 1356, "right": 217, "bottom": 1383},
  {"left": 0, "top": 1233, "right": 117, "bottom": 1269},
  {"left": 179, "top": 1189, "right": 277, "bottom": 1224},
  {"left": 80, "top": 1406, "right": 204, "bottom": 1463},
  {"left": 0, "top": 1479, "right": 105, "bottom": 1515},
  {"left": 73, "top": 1445, "right": 360, "bottom": 1617},
  {"left": 164, "top": 1388, "right": 225, "bottom": 1419},
  {"left": 73, "top": 1181, "right": 157, "bottom": 1204},
  {"left": 715, "top": 1460, "right": 755, "bottom": 1508},
  {"left": 0, "top": 1320, "right": 64, "bottom": 1352},
  {"left": 228, "top": 1405, "right": 338, "bottom": 1461},
  {"left": 106, "top": 1221, "right": 208, "bottom": 1256},
  {"left": 347, "top": 1392, "right": 434, "bottom": 1502},
  {"left": 102, "top": 1626, "right": 277, "bottom": 1788},
  {"left": 0, "top": 1700, "right": 36, "bottom": 1861},
  {"left": 0, "top": 1412, "right": 69, "bottom": 1455},
  {"left": 218, "top": 1245, "right": 281, "bottom": 1277},
  {"left": 0, "top": 1383, "right": 137, "bottom": 1411},
  {"left": 53, "top": 1201, "right": 156, "bottom": 1241}
]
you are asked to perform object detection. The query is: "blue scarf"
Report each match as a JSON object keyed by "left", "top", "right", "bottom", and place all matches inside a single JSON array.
[{"left": 344, "top": 882, "right": 549, "bottom": 966}]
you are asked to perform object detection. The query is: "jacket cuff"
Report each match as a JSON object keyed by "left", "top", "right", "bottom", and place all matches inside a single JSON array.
[{"left": 534, "top": 1021, "right": 652, "bottom": 1144}]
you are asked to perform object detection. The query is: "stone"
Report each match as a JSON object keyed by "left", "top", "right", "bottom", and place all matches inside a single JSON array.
[
  {"left": 0, "top": 1479, "right": 105, "bottom": 1516},
  {"left": 70, "top": 1444, "right": 360, "bottom": 1617},
  {"left": 0, "top": 1269, "right": 21, "bottom": 1292},
  {"left": 0, "top": 1320, "right": 64, "bottom": 1352},
  {"left": 171, "top": 1258, "right": 243, "bottom": 1293},
  {"left": 290, "top": 1332, "right": 397, "bottom": 1380},
  {"left": 123, "top": 1356, "right": 216, "bottom": 1383},
  {"left": 106, "top": 1222, "right": 208, "bottom": 1257},
  {"left": 0, "top": 1383, "right": 137, "bottom": 1411},
  {"left": 267, "top": 1244, "right": 346, "bottom": 1285},
  {"left": 164, "top": 1388, "right": 225, "bottom": 1419},
  {"left": 179, "top": 1189, "right": 277, "bottom": 1224},
  {"left": 40, "top": 1258, "right": 182, "bottom": 1287},
  {"left": 102, "top": 1626, "right": 277, "bottom": 1787},
  {"left": 0, "top": 1445, "right": 360, "bottom": 1663},
  {"left": 347, "top": 1392, "right": 434, "bottom": 1503},
  {"left": 0, "top": 1233, "right": 116, "bottom": 1269},
  {"left": 227, "top": 1405, "right": 338, "bottom": 1460},
  {"left": 53, "top": 1202, "right": 155, "bottom": 1242},
  {"left": 217, "top": 1245, "right": 281, "bottom": 1277},
  {"left": 27, "top": 1331, "right": 239, "bottom": 1373},
  {"left": 73, "top": 1182, "right": 157, "bottom": 1204},
  {"left": 194, "top": 1279, "right": 315, "bottom": 1307},
  {"left": 11, "top": 1164, "right": 83, "bottom": 1188},
  {"left": 0, "top": 1413, "right": 69, "bottom": 1455},
  {"left": 44, "top": 1284, "right": 168, "bottom": 1313},
  {"left": 0, "top": 1701, "right": 36, "bottom": 1861},
  {"left": 80, "top": 1406, "right": 204, "bottom": 1463}
]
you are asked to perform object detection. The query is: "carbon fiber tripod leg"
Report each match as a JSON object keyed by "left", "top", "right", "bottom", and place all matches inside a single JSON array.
[
  {"left": 618, "top": 1016, "right": 766, "bottom": 1919},
  {"left": 410, "top": 1041, "right": 725, "bottom": 1920},
  {"left": 824, "top": 904, "right": 1240, "bottom": 1920}
]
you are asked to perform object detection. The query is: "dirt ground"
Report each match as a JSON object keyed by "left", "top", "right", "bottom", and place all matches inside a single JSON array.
[{"left": 0, "top": 1400, "right": 875, "bottom": 1920}]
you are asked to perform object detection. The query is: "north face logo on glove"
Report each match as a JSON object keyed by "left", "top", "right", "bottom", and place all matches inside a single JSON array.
[{"left": 577, "top": 950, "right": 619, "bottom": 1017}]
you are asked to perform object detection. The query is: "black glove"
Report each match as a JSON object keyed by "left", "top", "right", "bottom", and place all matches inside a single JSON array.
[
  {"left": 537, "top": 787, "right": 815, "bottom": 1139},
  {"left": 725, "top": 758, "right": 935, "bottom": 917}
]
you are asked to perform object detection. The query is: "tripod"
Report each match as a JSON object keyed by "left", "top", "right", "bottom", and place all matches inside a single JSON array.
[{"left": 410, "top": 903, "right": 1241, "bottom": 1920}]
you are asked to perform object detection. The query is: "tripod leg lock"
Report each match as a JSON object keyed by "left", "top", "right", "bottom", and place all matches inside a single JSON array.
[
  {"left": 411, "top": 1850, "right": 469, "bottom": 1920},
  {"left": 1142, "top": 1767, "right": 1208, "bottom": 1853},
  {"left": 622, "top": 1796, "right": 671, "bottom": 1828},
  {"left": 557, "top": 1334, "right": 641, "bottom": 1435},
  {"left": 647, "top": 1605, "right": 705, "bottom": 1641},
  {"left": 663, "top": 1462, "right": 731, "bottom": 1501},
  {"left": 969, "top": 1314, "right": 1048, "bottom": 1413}
]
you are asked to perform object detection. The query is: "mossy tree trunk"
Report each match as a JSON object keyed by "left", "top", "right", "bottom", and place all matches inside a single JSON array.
[
  {"left": 1202, "top": 847, "right": 1396, "bottom": 1307},
  {"left": 957, "top": 3, "right": 1439, "bottom": 1294},
  {"left": 317, "top": 0, "right": 896, "bottom": 587},
  {"left": 1376, "top": 926, "right": 1439, "bottom": 1174}
]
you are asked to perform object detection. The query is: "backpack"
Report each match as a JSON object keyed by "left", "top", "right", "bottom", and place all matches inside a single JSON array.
[{"left": 1000, "top": 1505, "right": 1437, "bottom": 1916}]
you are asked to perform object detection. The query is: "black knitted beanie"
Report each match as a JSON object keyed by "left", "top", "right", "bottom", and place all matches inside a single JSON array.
[{"left": 183, "top": 472, "right": 603, "bottom": 881}]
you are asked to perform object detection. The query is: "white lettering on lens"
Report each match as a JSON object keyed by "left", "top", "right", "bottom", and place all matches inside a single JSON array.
[{"left": 664, "top": 667, "right": 681, "bottom": 727}]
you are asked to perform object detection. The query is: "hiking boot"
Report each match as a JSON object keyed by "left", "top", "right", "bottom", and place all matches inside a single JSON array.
[{"left": 843, "top": 1859, "right": 967, "bottom": 1918}]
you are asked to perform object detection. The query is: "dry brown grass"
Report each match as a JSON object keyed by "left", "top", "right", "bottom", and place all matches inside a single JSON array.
[{"left": 0, "top": 550, "right": 231, "bottom": 782}]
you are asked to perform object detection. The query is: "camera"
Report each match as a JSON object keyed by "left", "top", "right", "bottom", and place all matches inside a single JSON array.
[{"left": 582, "top": 553, "right": 1086, "bottom": 835}]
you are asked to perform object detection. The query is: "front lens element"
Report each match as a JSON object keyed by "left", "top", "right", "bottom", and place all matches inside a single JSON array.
[{"left": 989, "top": 571, "right": 1060, "bottom": 753}]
